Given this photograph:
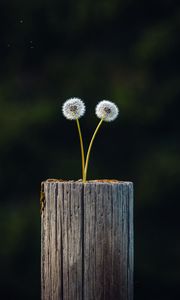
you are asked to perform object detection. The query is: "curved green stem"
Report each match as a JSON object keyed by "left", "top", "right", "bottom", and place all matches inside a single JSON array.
[
  {"left": 76, "top": 118, "right": 85, "bottom": 181},
  {"left": 83, "top": 118, "right": 104, "bottom": 183}
]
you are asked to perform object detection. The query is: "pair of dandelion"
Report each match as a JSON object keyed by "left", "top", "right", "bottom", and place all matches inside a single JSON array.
[{"left": 62, "top": 98, "right": 119, "bottom": 183}]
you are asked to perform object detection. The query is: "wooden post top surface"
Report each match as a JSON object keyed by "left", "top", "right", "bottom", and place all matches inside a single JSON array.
[{"left": 41, "top": 178, "right": 133, "bottom": 185}]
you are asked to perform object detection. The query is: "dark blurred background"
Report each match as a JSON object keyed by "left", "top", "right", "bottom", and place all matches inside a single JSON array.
[{"left": 0, "top": 0, "right": 180, "bottom": 299}]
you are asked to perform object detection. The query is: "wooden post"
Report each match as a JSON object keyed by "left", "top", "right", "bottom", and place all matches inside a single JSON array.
[{"left": 41, "top": 180, "right": 133, "bottom": 300}]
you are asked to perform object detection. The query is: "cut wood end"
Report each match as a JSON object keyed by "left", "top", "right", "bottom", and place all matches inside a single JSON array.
[{"left": 42, "top": 178, "right": 133, "bottom": 184}]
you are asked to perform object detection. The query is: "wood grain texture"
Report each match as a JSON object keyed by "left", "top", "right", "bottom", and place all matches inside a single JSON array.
[{"left": 41, "top": 181, "right": 133, "bottom": 300}]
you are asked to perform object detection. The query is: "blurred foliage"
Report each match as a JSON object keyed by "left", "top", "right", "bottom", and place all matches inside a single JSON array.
[{"left": 0, "top": 0, "right": 180, "bottom": 299}]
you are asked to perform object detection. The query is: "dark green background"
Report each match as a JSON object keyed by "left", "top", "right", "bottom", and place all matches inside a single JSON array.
[{"left": 0, "top": 0, "right": 180, "bottom": 299}]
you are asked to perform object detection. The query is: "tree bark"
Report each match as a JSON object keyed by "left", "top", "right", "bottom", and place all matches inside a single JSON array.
[{"left": 41, "top": 180, "right": 133, "bottom": 300}]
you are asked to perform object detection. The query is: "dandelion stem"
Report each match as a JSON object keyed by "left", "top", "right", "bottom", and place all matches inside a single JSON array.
[
  {"left": 76, "top": 118, "right": 85, "bottom": 181},
  {"left": 84, "top": 118, "right": 104, "bottom": 183}
]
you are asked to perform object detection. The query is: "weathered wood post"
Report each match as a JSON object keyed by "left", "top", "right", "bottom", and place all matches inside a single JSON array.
[{"left": 41, "top": 179, "right": 133, "bottom": 300}]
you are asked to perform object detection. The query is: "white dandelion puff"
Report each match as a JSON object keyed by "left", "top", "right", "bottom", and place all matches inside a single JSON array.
[
  {"left": 95, "top": 100, "right": 119, "bottom": 122},
  {"left": 62, "top": 98, "right": 86, "bottom": 120}
]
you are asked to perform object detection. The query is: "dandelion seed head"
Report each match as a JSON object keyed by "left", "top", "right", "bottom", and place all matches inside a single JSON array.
[
  {"left": 95, "top": 100, "right": 119, "bottom": 122},
  {"left": 62, "top": 98, "right": 86, "bottom": 120}
]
